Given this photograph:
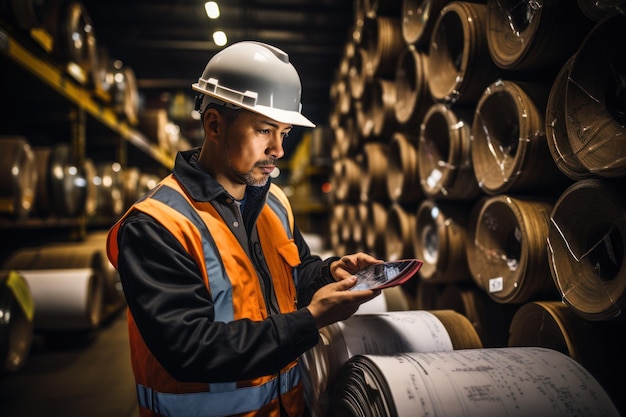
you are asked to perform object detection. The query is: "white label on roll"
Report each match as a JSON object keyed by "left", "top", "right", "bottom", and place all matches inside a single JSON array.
[
  {"left": 489, "top": 277, "right": 503, "bottom": 293},
  {"left": 426, "top": 169, "right": 443, "bottom": 189}
]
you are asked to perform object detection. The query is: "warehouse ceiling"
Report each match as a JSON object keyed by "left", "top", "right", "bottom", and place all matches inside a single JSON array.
[{"left": 80, "top": 0, "right": 357, "bottom": 155}]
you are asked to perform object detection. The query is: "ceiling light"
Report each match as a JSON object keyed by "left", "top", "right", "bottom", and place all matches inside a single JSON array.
[
  {"left": 213, "top": 30, "right": 227, "bottom": 46},
  {"left": 204, "top": 2, "right": 220, "bottom": 19}
]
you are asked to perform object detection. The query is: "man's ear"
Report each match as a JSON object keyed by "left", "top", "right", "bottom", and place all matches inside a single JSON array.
[{"left": 202, "top": 109, "right": 221, "bottom": 139}]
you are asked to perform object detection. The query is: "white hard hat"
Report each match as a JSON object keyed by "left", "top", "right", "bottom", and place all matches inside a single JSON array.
[{"left": 192, "top": 41, "right": 315, "bottom": 128}]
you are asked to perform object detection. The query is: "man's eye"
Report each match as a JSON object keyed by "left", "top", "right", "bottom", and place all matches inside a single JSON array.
[
  {"left": 259, "top": 129, "right": 270, "bottom": 134},
  {"left": 282, "top": 132, "right": 290, "bottom": 138}
]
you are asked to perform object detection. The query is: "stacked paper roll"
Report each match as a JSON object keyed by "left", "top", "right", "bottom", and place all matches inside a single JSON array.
[
  {"left": 329, "top": 347, "right": 620, "bottom": 417},
  {"left": 301, "top": 309, "right": 482, "bottom": 417}
]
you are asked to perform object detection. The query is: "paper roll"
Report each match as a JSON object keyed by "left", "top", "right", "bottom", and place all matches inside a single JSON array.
[
  {"left": 330, "top": 347, "right": 620, "bottom": 417},
  {"left": 301, "top": 310, "right": 481, "bottom": 417},
  {"left": 14, "top": 268, "right": 103, "bottom": 331}
]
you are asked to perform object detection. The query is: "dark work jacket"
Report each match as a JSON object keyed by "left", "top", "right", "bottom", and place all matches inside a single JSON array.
[{"left": 113, "top": 148, "right": 337, "bottom": 383}]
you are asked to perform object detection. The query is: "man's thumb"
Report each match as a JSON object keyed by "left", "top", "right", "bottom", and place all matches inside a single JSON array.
[{"left": 336, "top": 275, "right": 357, "bottom": 290}]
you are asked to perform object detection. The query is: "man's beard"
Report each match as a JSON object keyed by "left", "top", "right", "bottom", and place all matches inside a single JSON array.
[
  {"left": 225, "top": 153, "right": 275, "bottom": 187},
  {"left": 241, "top": 167, "right": 269, "bottom": 187}
]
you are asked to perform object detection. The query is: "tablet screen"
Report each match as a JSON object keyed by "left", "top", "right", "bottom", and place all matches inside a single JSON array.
[{"left": 351, "top": 259, "right": 422, "bottom": 290}]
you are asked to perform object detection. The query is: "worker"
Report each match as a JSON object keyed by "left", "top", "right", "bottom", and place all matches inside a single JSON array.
[{"left": 106, "top": 41, "right": 382, "bottom": 417}]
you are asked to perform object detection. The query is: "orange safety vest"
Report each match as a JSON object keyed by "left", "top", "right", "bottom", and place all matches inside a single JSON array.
[{"left": 107, "top": 174, "right": 304, "bottom": 417}]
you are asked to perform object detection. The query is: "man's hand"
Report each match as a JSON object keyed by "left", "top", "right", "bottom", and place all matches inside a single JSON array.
[
  {"left": 329, "top": 253, "right": 384, "bottom": 281},
  {"left": 306, "top": 253, "right": 384, "bottom": 329}
]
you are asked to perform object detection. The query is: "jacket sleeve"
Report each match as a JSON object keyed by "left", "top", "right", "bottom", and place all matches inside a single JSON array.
[
  {"left": 292, "top": 225, "right": 341, "bottom": 307},
  {"left": 116, "top": 211, "right": 320, "bottom": 383}
]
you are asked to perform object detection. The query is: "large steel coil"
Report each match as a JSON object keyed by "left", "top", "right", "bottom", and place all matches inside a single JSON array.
[
  {"left": 427, "top": 1, "right": 499, "bottom": 105},
  {"left": 547, "top": 179, "right": 626, "bottom": 321},
  {"left": 352, "top": 203, "right": 368, "bottom": 253},
  {"left": 466, "top": 194, "right": 558, "bottom": 304},
  {"left": 386, "top": 132, "right": 422, "bottom": 204},
  {"left": 0, "top": 136, "right": 37, "bottom": 219},
  {"left": 385, "top": 203, "right": 416, "bottom": 261},
  {"left": 94, "top": 161, "right": 125, "bottom": 218},
  {"left": 56, "top": 0, "right": 97, "bottom": 86},
  {"left": 348, "top": 47, "right": 370, "bottom": 101},
  {"left": 418, "top": 103, "right": 480, "bottom": 200},
  {"left": 401, "top": 0, "right": 455, "bottom": 48},
  {"left": 48, "top": 143, "right": 88, "bottom": 218},
  {"left": 109, "top": 61, "right": 139, "bottom": 126},
  {"left": 330, "top": 203, "right": 360, "bottom": 254},
  {"left": 413, "top": 199, "right": 472, "bottom": 284},
  {"left": 393, "top": 45, "right": 432, "bottom": 127},
  {"left": 361, "top": 16, "right": 405, "bottom": 79},
  {"left": 332, "top": 158, "right": 362, "bottom": 203},
  {"left": 329, "top": 75, "right": 351, "bottom": 121},
  {"left": 564, "top": 13, "right": 626, "bottom": 178},
  {"left": 369, "top": 78, "right": 397, "bottom": 138},
  {"left": 340, "top": 204, "right": 359, "bottom": 253},
  {"left": 354, "top": 82, "right": 375, "bottom": 140},
  {"left": 359, "top": 142, "right": 389, "bottom": 202},
  {"left": 471, "top": 80, "right": 568, "bottom": 195},
  {"left": 92, "top": 45, "right": 115, "bottom": 101},
  {"left": 486, "top": 0, "right": 591, "bottom": 72},
  {"left": 329, "top": 204, "right": 345, "bottom": 255},
  {"left": 364, "top": 201, "right": 388, "bottom": 258},
  {"left": 545, "top": 56, "right": 590, "bottom": 180},
  {"left": 331, "top": 114, "right": 359, "bottom": 160}
]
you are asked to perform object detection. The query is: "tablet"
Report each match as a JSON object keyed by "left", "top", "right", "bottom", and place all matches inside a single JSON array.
[{"left": 350, "top": 259, "right": 423, "bottom": 291}]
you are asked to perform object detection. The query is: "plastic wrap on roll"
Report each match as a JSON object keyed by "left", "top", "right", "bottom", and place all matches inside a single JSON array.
[
  {"left": 565, "top": 13, "right": 626, "bottom": 178},
  {"left": 466, "top": 194, "right": 559, "bottom": 304},
  {"left": 547, "top": 179, "right": 626, "bottom": 321},
  {"left": 471, "top": 80, "right": 569, "bottom": 195},
  {"left": 418, "top": 103, "right": 480, "bottom": 200},
  {"left": 486, "top": 0, "right": 591, "bottom": 72},
  {"left": 427, "top": 2, "right": 499, "bottom": 105}
]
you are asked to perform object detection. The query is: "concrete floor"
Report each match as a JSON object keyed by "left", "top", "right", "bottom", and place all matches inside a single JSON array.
[{"left": 0, "top": 310, "right": 139, "bottom": 417}]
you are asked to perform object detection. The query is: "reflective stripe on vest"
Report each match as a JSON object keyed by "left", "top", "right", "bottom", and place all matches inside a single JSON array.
[
  {"left": 266, "top": 192, "right": 292, "bottom": 239},
  {"left": 151, "top": 185, "right": 234, "bottom": 324},
  {"left": 136, "top": 356, "right": 301, "bottom": 417},
  {"left": 266, "top": 191, "right": 298, "bottom": 287}
]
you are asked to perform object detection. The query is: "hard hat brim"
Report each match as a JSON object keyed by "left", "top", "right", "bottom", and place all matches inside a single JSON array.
[
  {"left": 252, "top": 104, "right": 316, "bottom": 128},
  {"left": 192, "top": 83, "right": 316, "bottom": 128}
]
